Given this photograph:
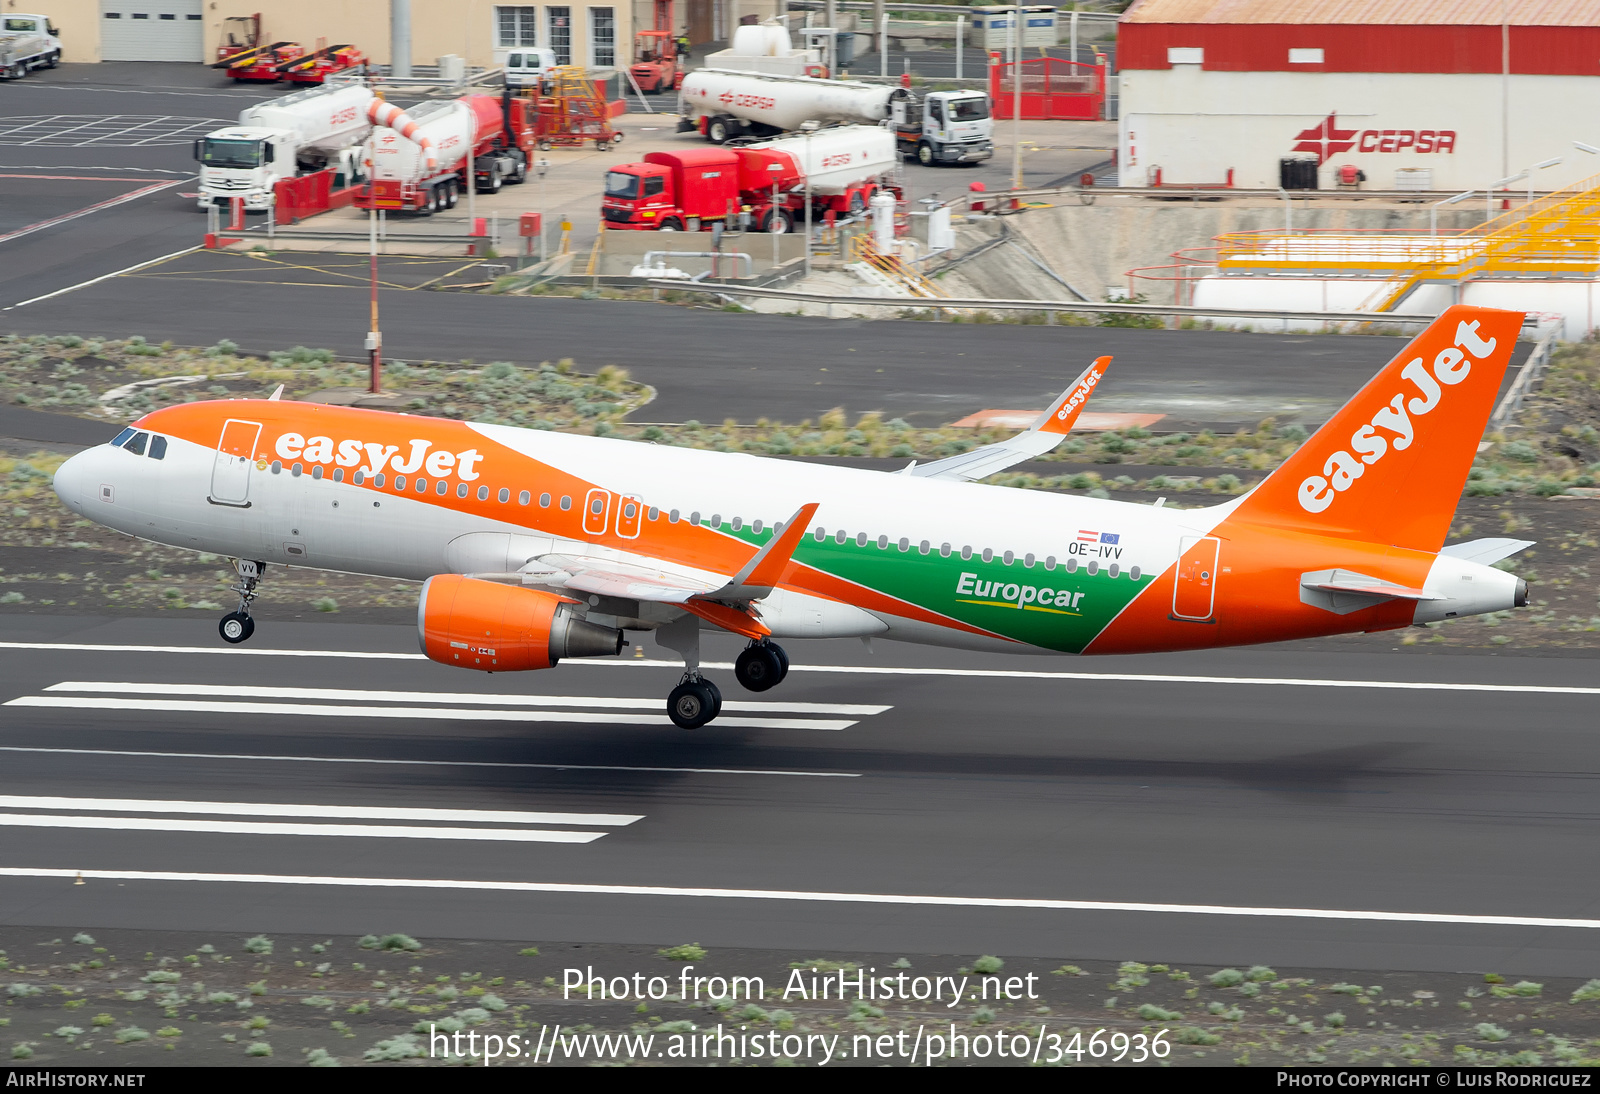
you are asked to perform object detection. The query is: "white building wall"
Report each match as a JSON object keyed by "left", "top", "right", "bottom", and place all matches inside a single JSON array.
[
  {"left": 1120, "top": 69, "right": 1600, "bottom": 192},
  {"left": 1192, "top": 275, "right": 1590, "bottom": 339}
]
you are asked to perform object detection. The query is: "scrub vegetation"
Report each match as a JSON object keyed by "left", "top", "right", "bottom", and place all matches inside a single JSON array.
[{"left": 2, "top": 928, "right": 1598, "bottom": 1068}]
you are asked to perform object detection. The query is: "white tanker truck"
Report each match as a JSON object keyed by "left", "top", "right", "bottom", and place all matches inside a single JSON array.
[
  {"left": 677, "top": 68, "right": 993, "bottom": 166},
  {"left": 194, "top": 84, "right": 377, "bottom": 212}
]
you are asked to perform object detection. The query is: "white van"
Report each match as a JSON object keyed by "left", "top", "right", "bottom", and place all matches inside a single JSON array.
[
  {"left": 0, "top": 13, "right": 62, "bottom": 80},
  {"left": 504, "top": 47, "right": 557, "bottom": 90}
]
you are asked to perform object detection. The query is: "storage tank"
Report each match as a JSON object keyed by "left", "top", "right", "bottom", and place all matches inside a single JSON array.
[
  {"left": 743, "top": 125, "right": 896, "bottom": 196},
  {"left": 729, "top": 23, "right": 791, "bottom": 57},
  {"left": 679, "top": 69, "right": 894, "bottom": 133},
  {"left": 369, "top": 96, "right": 503, "bottom": 183},
  {"left": 239, "top": 84, "right": 375, "bottom": 155}
]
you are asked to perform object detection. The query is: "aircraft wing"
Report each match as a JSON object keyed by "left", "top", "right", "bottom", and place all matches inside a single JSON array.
[
  {"left": 906, "top": 356, "right": 1110, "bottom": 482},
  {"left": 488, "top": 503, "right": 823, "bottom": 640}
]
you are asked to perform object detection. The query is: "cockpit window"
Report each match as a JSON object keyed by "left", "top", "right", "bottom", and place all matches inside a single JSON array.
[
  {"left": 148, "top": 435, "right": 168, "bottom": 460},
  {"left": 111, "top": 427, "right": 135, "bottom": 447},
  {"left": 125, "top": 431, "right": 149, "bottom": 456}
]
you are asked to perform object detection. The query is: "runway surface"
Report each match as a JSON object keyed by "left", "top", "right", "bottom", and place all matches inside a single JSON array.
[{"left": 1, "top": 612, "right": 1597, "bottom": 975}]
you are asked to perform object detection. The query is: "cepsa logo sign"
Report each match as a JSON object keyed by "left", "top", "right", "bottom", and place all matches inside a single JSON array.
[{"left": 1292, "top": 113, "right": 1457, "bottom": 163}]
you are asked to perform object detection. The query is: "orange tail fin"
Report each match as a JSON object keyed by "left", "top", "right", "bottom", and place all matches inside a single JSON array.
[{"left": 1230, "top": 305, "right": 1524, "bottom": 553}]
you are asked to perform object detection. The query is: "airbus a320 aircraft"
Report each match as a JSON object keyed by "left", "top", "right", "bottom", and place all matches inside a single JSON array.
[{"left": 52, "top": 305, "right": 1530, "bottom": 728}]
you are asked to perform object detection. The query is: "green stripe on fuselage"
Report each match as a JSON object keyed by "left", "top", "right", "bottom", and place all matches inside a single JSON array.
[{"left": 723, "top": 526, "right": 1149, "bottom": 654}]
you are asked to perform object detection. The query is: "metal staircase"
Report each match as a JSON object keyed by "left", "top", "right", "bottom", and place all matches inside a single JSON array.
[
  {"left": 1367, "top": 174, "right": 1600, "bottom": 312},
  {"left": 847, "top": 234, "right": 948, "bottom": 299}
]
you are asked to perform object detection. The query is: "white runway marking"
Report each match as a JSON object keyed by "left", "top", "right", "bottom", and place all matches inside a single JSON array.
[
  {"left": 0, "top": 794, "right": 641, "bottom": 826},
  {"left": 0, "top": 745, "right": 862, "bottom": 778},
  {"left": 44, "top": 681, "right": 890, "bottom": 716},
  {"left": 5, "top": 695, "right": 859, "bottom": 731},
  {"left": 1, "top": 867, "right": 1596, "bottom": 931},
  {"left": 0, "top": 180, "right": 184, "bottom": 247},
  {"left": 2, "top": 245, "right": 201, "bottom": 310},
  {"left": 4, "top": 641, "right": 1598, "bottom": 698},
  {"left": 0, "top": 114, "right": 228, "bottom": 146},
  {"left": 0, "top": 815, "right": 605, "bottom": 843}
]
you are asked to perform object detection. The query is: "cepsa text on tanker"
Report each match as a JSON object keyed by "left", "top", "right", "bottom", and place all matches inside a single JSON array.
[
  {"left": 1297, "top": 319, "right": 1497, "bottom": 515},
  {"left": 274, "top": 433, "right": 485, "bottom": 480},
  {"left": 716, "top": 91, "right": 776, "bottom": 110}
]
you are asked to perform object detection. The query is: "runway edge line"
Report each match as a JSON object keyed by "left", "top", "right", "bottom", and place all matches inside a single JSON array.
[{"left": 3, "top": 867, "right": 1598, "bottom": 931}]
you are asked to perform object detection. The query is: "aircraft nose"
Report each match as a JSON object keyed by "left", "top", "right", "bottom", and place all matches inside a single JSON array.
[{"left": 51, "top": 449, "right": 93, "bottom": 515}]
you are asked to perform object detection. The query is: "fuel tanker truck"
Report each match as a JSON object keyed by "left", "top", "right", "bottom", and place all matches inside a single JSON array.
[
  {"left": 601, "top": 124, "right": 896, "bottom": 233},
  {"left": 356, "top": 95, "right": 537, "bottom": 214},
  {"left": 195, "top": 83, "right": 378, "bottom": 211},
  {"left": 677, "top": 68, "right": 993, "bottom": 166}
]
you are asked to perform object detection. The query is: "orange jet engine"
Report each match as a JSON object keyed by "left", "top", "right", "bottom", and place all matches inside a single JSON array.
[{"left": 417, "top": 575, "right": 624, "bottom": 671}]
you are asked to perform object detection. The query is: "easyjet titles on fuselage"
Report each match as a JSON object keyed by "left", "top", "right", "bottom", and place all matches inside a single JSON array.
[{"left": 272, "top": 432, "right": 486, "bottom": 481}]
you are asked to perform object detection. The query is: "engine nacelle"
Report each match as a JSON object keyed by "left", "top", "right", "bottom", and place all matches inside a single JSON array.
[{"left": 417, "top": 574, "right": 623, "bottom": 671}]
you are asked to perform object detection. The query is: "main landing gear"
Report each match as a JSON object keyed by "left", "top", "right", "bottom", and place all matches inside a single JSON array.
[
  {"left": 219, "top": 558, "right": 265, "bottom": 645},
  {"left": 734, "top": 640, "right": 789, "bottom": 692},
  {"left": 654, "top": 615, "right": 790, "bottom": 729}
]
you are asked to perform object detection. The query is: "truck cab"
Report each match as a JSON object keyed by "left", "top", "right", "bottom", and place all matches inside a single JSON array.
[
  {"left": 0, "top": 12, "right": 61, "bottom": 79},
  {"left": 894, "top": 90, "right": 994, "bottom": 166},
  {"left": 601, "top": 149, "right": 740, "bottom": 230},
  {"left": 194, "top": 127, "right": 292, "bottom": 211}
]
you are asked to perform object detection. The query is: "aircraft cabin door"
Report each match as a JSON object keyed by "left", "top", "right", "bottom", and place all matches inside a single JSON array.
[
  {"left": 582, "top": 487, "right": 612, "bottom": 536},
  {"left": 1172, "top": 535, "right": 1220, "bottom": 622},
  {"left": 210, "top": 418, "right": 261, "bottom": 507}
]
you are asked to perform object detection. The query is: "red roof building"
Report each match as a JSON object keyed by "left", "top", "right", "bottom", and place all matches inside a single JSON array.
[{"left": 1118, "top": 0, "right": 1600, "bottom": 189}]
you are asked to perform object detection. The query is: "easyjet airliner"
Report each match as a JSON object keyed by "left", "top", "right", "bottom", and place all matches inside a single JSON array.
[{"left": 52, "top": 306, "right": 1529, "bottom": 728}]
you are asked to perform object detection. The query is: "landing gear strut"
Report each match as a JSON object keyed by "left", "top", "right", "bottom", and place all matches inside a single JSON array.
[
  {"left": 734, "top": 640, "right": 788, "bottom": 692},
  {"left": 219, "top": 558, "right": 265, "bottom": 645},
  {"left": 656, "top": 612, "right": 725, "bottom": 729}
]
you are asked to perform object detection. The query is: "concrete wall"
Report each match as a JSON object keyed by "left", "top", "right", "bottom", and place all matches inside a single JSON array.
[
  {"left": 6, "top": 0, "right": 635, "bottom": 68},
  {"left": 1120, "top": 68, "right": 1600, "bottom": 192},
  {"left": 7, "top": 0, "right": 97, "bottom": 63},
  {"left": 954, "top": 200, "right": 1487, "bottom": 304}
]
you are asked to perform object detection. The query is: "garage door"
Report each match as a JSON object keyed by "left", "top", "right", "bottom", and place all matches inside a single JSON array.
[{"left": 100, "top": 0, "right": 204, "bottom": 62}]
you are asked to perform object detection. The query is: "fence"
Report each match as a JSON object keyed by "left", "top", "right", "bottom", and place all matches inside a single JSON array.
[
  {"left": 1489, "top": 334, "right": 1556, "bottom": 430},
  {"left": 989, "top": 57, "right": 1106, "bottom": 120},
  {"left": 644, "top": 279, "right": 1524, "bottom": 330}
]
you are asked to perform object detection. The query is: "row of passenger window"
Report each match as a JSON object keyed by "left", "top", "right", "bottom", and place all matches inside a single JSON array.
[
  {"left": 110, "top": 427, "right": 167, "bottom": 460},
  {"left": 260, "top": 459, "right": 1136, "bottom": 577}
]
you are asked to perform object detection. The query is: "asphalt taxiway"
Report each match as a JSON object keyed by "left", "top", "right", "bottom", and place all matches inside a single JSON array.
[{"left": 0, "top": 612, "right": 1596, "bottom": 976}]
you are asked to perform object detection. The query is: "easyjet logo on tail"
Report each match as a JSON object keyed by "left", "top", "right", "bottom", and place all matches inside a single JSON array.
[{"left": 1297, "top": 320, "right": 1498, "bottom": 514}]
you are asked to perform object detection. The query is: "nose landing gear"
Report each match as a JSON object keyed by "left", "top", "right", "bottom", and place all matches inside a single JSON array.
[
  {"left": 219, "top": 558, "right": 265, "bottom": 645},
  {"left": 734, "top": 640, "right": 789, "bottom": 692}
]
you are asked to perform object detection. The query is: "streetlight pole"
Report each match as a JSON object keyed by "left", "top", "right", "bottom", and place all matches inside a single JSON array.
[
  {"left": 801, "top": 121, "right": 817, "bottom": 275},
  {"left": 1522, "top": 156, "right": 1562, "bottom": 202},
  {"left": 1010, "top": 3, "right": 1022, "bottom": 191},
  {"left": 537, "top": 157, "right": 549, "bottom": 261},
  {"left": 367, "top": 203, "right": 382, "bottom": 394}
]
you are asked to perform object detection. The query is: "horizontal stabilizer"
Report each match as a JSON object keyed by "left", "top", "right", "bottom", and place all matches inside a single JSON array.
[
  {"left": 1307, "top": 580, "right": 1440, "bottom": 601},
  {"left": 908, "top": 356, "right": 1110, "bottom": 482},
  {"left": 1440, "top": 537, "right": 1535, "bottom": 567},
  {"left": 1300, "top": 568, "right": 1442, "bottom": 616}
]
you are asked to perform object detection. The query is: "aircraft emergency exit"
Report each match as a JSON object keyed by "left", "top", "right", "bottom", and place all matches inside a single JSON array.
[{"left": 52, "top": 306, "right": 1531, "bottom": 728}]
